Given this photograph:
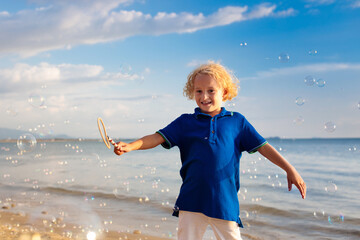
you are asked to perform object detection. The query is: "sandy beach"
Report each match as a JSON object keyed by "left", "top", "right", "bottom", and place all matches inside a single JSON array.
[{"left": 0, "top": 209, "right": 169, "bottom": 240}]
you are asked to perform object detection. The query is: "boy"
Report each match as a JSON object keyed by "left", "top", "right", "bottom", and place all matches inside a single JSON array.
[{"left": 114, "top": 62, "right": 306, "bottom": 240}]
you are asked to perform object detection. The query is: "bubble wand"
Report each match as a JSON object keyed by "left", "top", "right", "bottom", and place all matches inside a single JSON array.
[{"left": 97, "top": 117, "right": 120, "bottom": 150}]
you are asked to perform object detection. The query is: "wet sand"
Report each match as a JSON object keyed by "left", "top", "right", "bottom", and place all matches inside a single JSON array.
[{"left": 0, "top": 210, "right": 169, "bottom": 240}]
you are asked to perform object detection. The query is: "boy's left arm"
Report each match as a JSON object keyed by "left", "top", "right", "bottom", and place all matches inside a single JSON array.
[{"left": 257, "top": 143, "right": 307, "bottom": 199}]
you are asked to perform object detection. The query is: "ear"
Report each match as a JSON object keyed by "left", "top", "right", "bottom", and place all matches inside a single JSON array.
[{"left": 222, "top": 89, "right": 228, "bottom": 100}]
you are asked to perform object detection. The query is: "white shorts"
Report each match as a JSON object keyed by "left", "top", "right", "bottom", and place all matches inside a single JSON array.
[{"left": 177, "top": 211, "right": 243, "bottom": 240}]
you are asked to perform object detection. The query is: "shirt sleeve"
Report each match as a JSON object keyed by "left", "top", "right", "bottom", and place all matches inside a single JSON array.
[
  {"left": 157, "top": 115, "right": 184, "bottom": 149},
  {"left": 240, "top": 116, "right": 267, "bottom": 154}
]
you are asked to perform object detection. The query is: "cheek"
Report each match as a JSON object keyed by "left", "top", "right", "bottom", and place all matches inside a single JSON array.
[{"left": 216, "top": 92, "right": 224, "bottom": 101}]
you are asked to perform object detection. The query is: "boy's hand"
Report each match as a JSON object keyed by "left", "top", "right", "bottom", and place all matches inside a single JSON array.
[
  {"left": 113, "top": 141, "right": 131, "bottom": 156},
  {"left": 287, "top": 167, "right": 307, "bottom": 199}
]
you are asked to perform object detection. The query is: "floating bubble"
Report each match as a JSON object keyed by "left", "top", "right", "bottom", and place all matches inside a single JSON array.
[
  {"left": 226, "top": 100, "right": 236, "bottom": 109},
  {"left": 295, "top": 97, "right": 305, "bottom": 106},
  {"left": 240, "top": 210, "right": 249, "bottom": 218},
  {"left": 6, "top": 107, "right": 18, "bottom": 117},
  {"left": 304, "top": 75, "right": 316, "bottom": 86},
  {"left": 325, "top": 181, "right": 337, "bottom": 193},
  {"left": 324, "top": 121, "right": 336, "bottom": 133},
  {"left": 308, "top": 50, "right": 318, "bottom": 56},
  {"left": 138, "top": 118, "right": 145, "bottom": 123},
  {"left": 268, "top": 174, "right": 282, "bottom": 188},
  {"left": 152, "top": 180, "right": 159, "bottom": 189},
  {"left": 139, "top": 195, "right": 150, "bottom": 203},
  {"left": 36, "top": 124, "right": 53, "bottom": 138},
  {"left": 316, "top": 78, "right": 326, "bottom": 87},
  {"left": 238, "top": 192, "right": 246, "bottom": 200},
  {"left": 313, "top": 209, "right": 326, "bottom": 219},
  {"left": 113, "top": 182, "right": 130, "bottom": 197},
  {"left": 348, "top": 146, "right": 357, "bottom": 152},
  {"left": 278, "top": 53, "right": 290, "bottom": 63},
  {"left": 28, "top": 93, "right": 46, "bottom": 108},
  {"left": 119, "top": 63, "right": 132, "bottom": 75},
  {"left": 240, "top": 42, "right": 248, "bottom": 47},
  {"left": 17, "top": 133, "right": 37, "bottom": 152},
  {"left": 293, "top": 116, "right": 305, "bottom": 125},
  {"left": 357, "top": 101, "right": 360, "bottom": 110}
]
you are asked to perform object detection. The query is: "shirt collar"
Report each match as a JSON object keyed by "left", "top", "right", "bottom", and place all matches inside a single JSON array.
[{"left": 194, "top": 107, "right": 233, "bottom": 119}]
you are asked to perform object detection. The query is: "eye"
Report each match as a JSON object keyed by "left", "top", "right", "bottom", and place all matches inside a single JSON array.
[{"left": 196, "top": 90, "right": 202, "bottom": 94}]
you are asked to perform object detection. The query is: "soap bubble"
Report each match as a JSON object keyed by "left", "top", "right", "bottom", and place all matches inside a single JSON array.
[
  {"left": 138, "top": 195, "right": 150, "bottom": 203},
  {"left": 278, "top": 53, "right": 290, "bottom": 63},
  {"left": 28, "top": 93, "right": 46, "bottom": 108},
  {"left": 357, "top": 101, "right": 360, "bottom": 110},
  {"left": 226, "top": 100, "right": 236, "bottom": 109},
  {"left": 308, "top": 50, "right": 318, "bottom": 56},
  {"left": 316, "top": 78, "right": 326, "bottom": 87},
  {"left": 313, "top": 209, "right": 326, "bottom": 219},
  {"left": 240, "top": 42, "right": 248, "bottom": 47},
  {"left": 304, "top": 75, "right": 316, "bottom": 86},
  {"left": 119, "top": 63, "right": 132, "bottom": 75},
  {"left": 113, "top": 182, "right": 130, "bottom": 197},
  {"left": 37, "top": 124, "right": 53, "bottom": 138},
  {"left": 17, "top": 133, "right": 37, "bottom": 152},
  {"left": 324, "top": 121, "right": 336, "bottom": 132},
  {"left": 6, "top": 107, "right": 18, "bottom": 117},
  {"left": 268, "top": 174, "right": 282, "bottom": 188},
  {"left": 295, "top": 97, "right": 305, "bottom": 106},
  {"left": 293, "top": 116, "right": 305, "bottom": 125},
  {"left": 240, "top": 210, "right": 250, "bottom": 218},
  {"left": 325, "top": 181, "right": 337, "bottom": 193}
]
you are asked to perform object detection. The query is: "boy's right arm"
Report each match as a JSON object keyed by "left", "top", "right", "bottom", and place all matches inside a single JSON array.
[{"left": 114, "top": 132, "right": 165, "bottom": 156}]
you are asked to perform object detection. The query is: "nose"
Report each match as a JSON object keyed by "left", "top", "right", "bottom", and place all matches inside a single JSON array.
[{"left": 201, "top": 92, "right": 209, "bottom": 100}]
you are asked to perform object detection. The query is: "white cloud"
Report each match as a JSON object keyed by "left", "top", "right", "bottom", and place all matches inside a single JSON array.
[
  {"left": 242, "top": 62, "right": 360, "bottom": 81},
  {"left": 0, "top": 1, "right": 295, "bottom": 57},
  {"left": 304, "top": 0, "right": 360, "bottom": 8},
  {"left": 0, "top": 11, "right": 10, "bottom": 17},
  {"left": 351, "top": 0, "right": 360, "bottom": 8},
  {"left": 304, "top": 0, "right": 336, "bottom": 6},
  {"left": 186, "top": 59, "right": 205, "bottom": 68},
  {"left": 0, "top": 62, "right": 142, "bottom": 94}
]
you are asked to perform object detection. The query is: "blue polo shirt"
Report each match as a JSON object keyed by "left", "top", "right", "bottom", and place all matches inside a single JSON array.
[{"left": 157, "top": 107, "right": 267, "bottom": 227}]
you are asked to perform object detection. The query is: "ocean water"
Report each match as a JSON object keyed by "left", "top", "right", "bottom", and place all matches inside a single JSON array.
[{"left": 0, "top": 138, "right": 359, "bottom": 239}]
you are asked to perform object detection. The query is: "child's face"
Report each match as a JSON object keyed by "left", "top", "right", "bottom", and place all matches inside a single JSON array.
[{"left": 193, "top": 73, "right": 224, "bottom": 117}]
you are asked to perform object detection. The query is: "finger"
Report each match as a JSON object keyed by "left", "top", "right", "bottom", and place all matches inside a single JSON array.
[
  {"left": 297, "top": 182, "right": 306, "bottom": 199},
  {"left": 114, "top": 144, "right": 121, "bottom": 151},
  {"left": 301, "top": 182, "right": 307, "bottom": 199},
  {"left": 287, "top": 177, "right": 292, "bottom": 191},
  {"left": 115, "top": 141, "right": 123, "bottom": 151}
]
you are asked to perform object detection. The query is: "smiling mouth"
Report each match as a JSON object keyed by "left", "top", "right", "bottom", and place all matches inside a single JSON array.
[{"left": 201, "top": 101, "right": 212, "bottom": 105}]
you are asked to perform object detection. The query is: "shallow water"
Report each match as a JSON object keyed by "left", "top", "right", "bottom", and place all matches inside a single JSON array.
[{"left": 0, "top": 138, "right": 359, "bottom": 239}]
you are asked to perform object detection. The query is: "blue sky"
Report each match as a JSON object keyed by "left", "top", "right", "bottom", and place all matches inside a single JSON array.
[{"left": 0, "top": 0, "right": 359, "bottom": 139}]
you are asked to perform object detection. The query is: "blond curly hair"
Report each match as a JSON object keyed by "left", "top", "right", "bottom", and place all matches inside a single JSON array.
[{"left": 183, "top": 61, "right": 239, "bottom": 101}]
